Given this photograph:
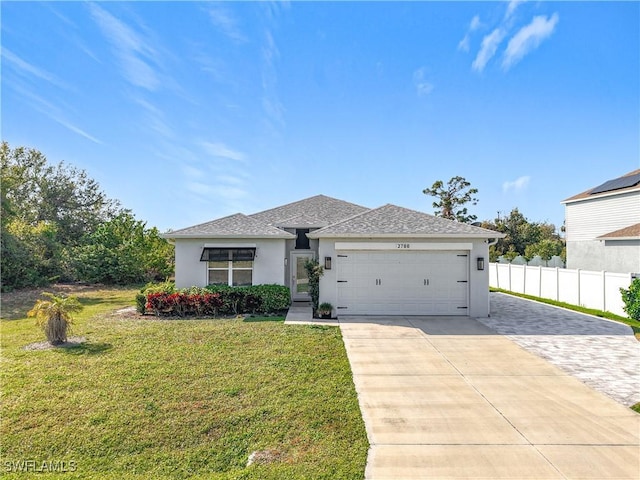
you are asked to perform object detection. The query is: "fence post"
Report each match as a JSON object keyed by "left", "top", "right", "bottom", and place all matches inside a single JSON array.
[
  {"left": 538, "top": 265, "right": 542, "bottom": 297},
  {"left": 602, "top": 271, "right": 606, "bottom": 312},
  {"left": 508, "top": 263, "right": 512, "bottom": 291},
  {"left": 556, "top": 267, "right": 560, "bottom": 301}
]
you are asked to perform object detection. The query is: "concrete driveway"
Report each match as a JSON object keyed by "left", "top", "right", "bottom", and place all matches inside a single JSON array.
[{"left": 340, "top": 309, "right": 640, "bottom": 479}]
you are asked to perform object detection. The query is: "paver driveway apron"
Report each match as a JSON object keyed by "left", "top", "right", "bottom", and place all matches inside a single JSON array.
[{"left": 339, "top": 315, "right": 640, "bottom": 480}]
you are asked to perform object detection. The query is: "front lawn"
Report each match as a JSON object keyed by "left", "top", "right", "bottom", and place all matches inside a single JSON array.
[{"left": 1, "top": 286, "right": 368, "bottom": 479}]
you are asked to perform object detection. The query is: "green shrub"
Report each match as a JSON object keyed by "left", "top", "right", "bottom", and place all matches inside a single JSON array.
[
  {"left": 140, "top": 283, "right": 291, "bottom": 317},
  {"left": 620, "top": 277, "right": 640, "bottom": 321},
  {"left": 250, "top": 284, "right": 291, "bottom": 313},
  {"left": 304, "top": 259, "right": 324, "bottom": 311},
  {"left": 135, "top": 293, "right": 147, "bottom": 314},
  {"left": 141, "top": 280, "right": 175, "bottom": 295}
]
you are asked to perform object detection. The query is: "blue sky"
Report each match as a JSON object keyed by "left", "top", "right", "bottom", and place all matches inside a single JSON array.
[{"left": 2, "top": 1, "right": 638, "bottom": 233}]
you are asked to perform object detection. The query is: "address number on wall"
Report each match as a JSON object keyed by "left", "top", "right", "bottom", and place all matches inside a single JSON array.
[{"left": 396, "top": 243, "right": 411, "bottom": 249}]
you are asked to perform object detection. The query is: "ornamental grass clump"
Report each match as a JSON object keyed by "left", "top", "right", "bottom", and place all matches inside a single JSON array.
[{"left": 27, "top": 292, "right": 83, "bottom": 345}]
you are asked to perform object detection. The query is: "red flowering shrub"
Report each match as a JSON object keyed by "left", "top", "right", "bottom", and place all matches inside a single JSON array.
[
  {"left": 145, "top": 291, "right": 223, "bottom": 317},
  {"left": 142, "top": 284, "right": 289, "bottom": 317}
]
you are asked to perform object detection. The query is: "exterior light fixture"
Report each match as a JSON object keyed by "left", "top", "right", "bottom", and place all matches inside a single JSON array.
[
  {"left": 477, "top": 257, "right": 485, "bottom": 271},
  {"left": 324, "top": 256, "right": 332, "bottom": 270}
]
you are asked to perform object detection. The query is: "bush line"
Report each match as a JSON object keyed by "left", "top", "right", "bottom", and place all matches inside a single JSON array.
[{"left": 136, "top": 282, "right": 291, "bottom": 317}]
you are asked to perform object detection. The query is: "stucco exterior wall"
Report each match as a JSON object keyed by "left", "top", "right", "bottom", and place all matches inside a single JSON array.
[
  {"left": 564, "top": 190, "right": 640, "bottom": 272},
  {"left": 317, "top": 237, "right": 491, "bottom": 317},
  {"left": 174, "top": 238, "right": 286, "bottom": 289},
  {"left": 566, "top": 239, "right": 640, "bottom": 274}
]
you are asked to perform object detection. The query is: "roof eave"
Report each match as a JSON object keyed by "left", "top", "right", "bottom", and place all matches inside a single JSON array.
[
  {"left": 308, "top": 232, "right": 505, "bottom": 240},
  {"left": 597, "top": 236, "right": 640, "bottom": 241},
  {"left": 562, "top": 186, "right": 640, "bottom": 204},
  {"left": 162, "top": 233, "right": 295, "bottom": 240}
]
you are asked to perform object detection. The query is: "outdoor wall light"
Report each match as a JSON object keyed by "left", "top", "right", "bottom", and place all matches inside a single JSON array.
[
  {"left": 324, "top": 256, "right": 332, "bottom": 270},
  {"left": 477, "top": 257, "right": 485, "bottom": 271}
]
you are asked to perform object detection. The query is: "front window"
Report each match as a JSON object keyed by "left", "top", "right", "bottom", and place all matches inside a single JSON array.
[{"left": 202, "top": 248, "right": 254, "bottom": 286}]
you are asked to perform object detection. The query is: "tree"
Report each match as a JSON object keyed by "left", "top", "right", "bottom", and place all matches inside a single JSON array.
[
  {"left": 1, "top": 142, "right": 121, "bottom": 289},
  {"left": 423, "top": 176, "right": 479, "bottom": 223},
  {"left": 72, "top": 211, "right": 174, "bottom": 284},
  {"left": 524, "top": 238, "right": 565, "bottom": 262},
  {"left": 27, "top": 292, "right": 83, "bottom": 345},
  {"left": 482, "top": 208, "right": 565, "bottom": 262},
  {"left": 1, "top": 142, "right": 119, "bottom": 245},
  {"left": 1, "top": 142, "right": 174, "bottom": 290}
]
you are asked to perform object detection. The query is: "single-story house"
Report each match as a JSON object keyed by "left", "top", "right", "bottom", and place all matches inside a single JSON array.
[
  {"left": 163, "top": 195, "right": 503, "bottom": 317},
  {"left": 562, "top": 169, "right": 640, "bottom": 274}
]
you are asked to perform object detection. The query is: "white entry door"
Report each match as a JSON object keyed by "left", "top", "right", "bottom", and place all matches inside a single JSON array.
[
  {"left": 336, "top": 251, "right": 469, "bottom": 315},
  {"left": 290, "top": 252, "right": 315, "bottom": 301}
]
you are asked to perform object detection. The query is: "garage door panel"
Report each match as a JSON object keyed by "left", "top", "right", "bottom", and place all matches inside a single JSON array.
[{"left": 336, "top": 251, "right": 469, "bottom": 315}]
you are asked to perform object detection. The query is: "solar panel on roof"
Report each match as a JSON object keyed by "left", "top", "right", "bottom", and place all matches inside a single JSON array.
[{"left": 590, "top": 172, "right": 640, "bottom": 195}]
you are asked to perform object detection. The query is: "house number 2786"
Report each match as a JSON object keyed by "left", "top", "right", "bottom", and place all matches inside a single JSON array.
[{"left": 396, "top": 243, "right": 410, "bottom": 249}]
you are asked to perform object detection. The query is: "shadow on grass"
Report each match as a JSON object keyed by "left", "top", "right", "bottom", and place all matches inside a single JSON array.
[
  {"left": 243, "top": 316, "right": 285, "bottom": 323},
  {"left": 56, "top": 342, "right": 113, "bottom": 356}
]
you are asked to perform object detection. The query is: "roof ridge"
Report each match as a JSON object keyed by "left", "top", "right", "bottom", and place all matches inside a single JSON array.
[
  {"left": 310, "top": 202, "right": 502, "bottom": 238},
  {"left": 250, "top": 194, "right": 367, "bottom": 216},
  {"left": 313, "top": 204, "right": 379, "bottom": 232}
]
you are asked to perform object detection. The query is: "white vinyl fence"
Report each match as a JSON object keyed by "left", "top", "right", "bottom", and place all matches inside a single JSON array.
[{"left": 489, "top": 263, "right": 633, "bottom": 317}]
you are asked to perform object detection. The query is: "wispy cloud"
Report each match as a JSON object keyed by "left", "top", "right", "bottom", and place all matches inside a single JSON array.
[
  {"left": 502, "top": 13, "right": 559, "bottom": 70},
  {"left": 186, "top": 182, "right": 248, "bottom": 201},
  {"left": 472, "top": 28, "right": 505, "bottom": 72},
  {"left": 200, "top": 141, "right": 246, "bottom": 162},
  {"left": 260, "top": 28, "right": 285, "bottom": 132},
  {"left": 132, "top": 96, "right": 174, "bottom": 139},
  {"left": 88, "top": 3, "right": 161, "bottom": 90},
  {"left": 412, "top": 67, "right": 434, "bottom": 97},
  {"left": 465, "top": 2, "right": 557, "bottom": 72},
  {"left": 505, "top": 0, "right": 525, "bottom": 21},
  {"left": 458, "top": 15, "right": 482, "bottom": 52},
  {"left": 7, "top": 81, "right": 102, "bottom": 144},
  {"left": 503, "top": 175, "right": 531, "bottom": 193},
  {"left": 2, "top": 48, "right": 68, "bottom": 89},
  {"left": 207, "top": 4, "right": 247, "bottom": 43}
]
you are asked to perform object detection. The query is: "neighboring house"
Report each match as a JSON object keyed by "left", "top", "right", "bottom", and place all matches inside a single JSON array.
[
  {"left": 163, "top": 195, "right": 503, "bottom": 317},
  {"left": 561, "top": 170, "right": 640, "bottom": 273}
]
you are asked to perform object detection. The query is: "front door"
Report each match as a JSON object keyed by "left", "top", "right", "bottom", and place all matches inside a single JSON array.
[{"left": 290, "top": 252, "right": 314, "bottom": 301}]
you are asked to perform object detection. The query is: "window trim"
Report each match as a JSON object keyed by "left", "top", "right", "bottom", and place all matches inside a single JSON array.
[
  {"left": 203, "top": 248, "right": 255, "bottom": 286},
  {"left": 200, "top": 247, "right": 255, "bottom": 262}
]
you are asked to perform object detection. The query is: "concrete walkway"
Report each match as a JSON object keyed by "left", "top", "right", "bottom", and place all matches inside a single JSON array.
[
  {"left": 284, "top": 302, "right": 338, "bottom": 326},
  {"left": 339, "top": 315, "right": 640, "bottom": 479}
]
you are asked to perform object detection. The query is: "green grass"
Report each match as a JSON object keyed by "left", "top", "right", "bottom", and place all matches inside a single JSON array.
[
  {"left": 491, "top": 287, "right": 640, "bottom": 339},
  {"left": 1, "top": 287, "right": 368, "bottom": 479}
]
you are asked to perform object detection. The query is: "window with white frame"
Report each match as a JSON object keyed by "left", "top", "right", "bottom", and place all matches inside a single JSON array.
[{"left": 200, "top": 248, "right": 254, "bottom": 286}]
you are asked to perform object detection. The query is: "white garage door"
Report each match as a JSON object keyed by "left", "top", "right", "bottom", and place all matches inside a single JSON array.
[{"left": 336, "top": 251, "right": 469, "bottom": 315}]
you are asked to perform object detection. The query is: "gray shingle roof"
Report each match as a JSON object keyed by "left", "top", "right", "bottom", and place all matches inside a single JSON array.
[
  {"left": 249, "top": 195, "right": 369, "bottom": 227},
  {"left": 308, "top": 204, "right": 503, "bottom": 238},
  {"left": 165, "top": 213, "right": 296, "bottom": 238}
]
